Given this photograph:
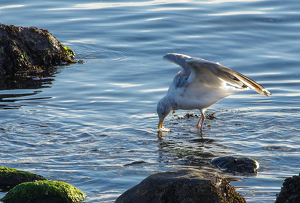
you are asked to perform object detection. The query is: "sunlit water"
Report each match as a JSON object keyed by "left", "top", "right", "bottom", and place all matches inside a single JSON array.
[{"left": 1, "top": 1, "right": 300, "bottom": 202}]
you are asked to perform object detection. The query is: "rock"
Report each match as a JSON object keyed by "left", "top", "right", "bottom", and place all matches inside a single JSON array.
[
  {"left": 1, "top": 180, "right": 86, "bottom": 203},
  {"left": 124, "top": 161, "right": 148, "bottom": 166},
  {"left": 115, "top": 169, "right": 245, "bottom": 203},
  {"left": 0, "top": 166, "right": 47, "bottom": 191},
  {"left": 275, "top": 174, "right": 300, "bottom": 203},
  {"left": 211, "top": 156, "right": 259, "bottom": 173},
  {"left": 0, "top": 23, "right": 75, "bottom": 77}
]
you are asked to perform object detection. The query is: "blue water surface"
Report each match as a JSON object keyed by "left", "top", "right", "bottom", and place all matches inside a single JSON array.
[{"left": 0, "top": 0, "right": 300, "bottom": 202}]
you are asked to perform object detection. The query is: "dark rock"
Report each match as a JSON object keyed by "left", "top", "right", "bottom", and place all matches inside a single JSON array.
[
  {"left": 0, "top": 23, "right": 75, "bottom": 77},
  {"left": 0, "top": 166, "right": 47, "bottom": 191},
  {"left": 1, "top": 180, "right": 86, "bottom": 203},
  {"left": 124, "top": 161, "right": 147, "bottom": 166},
  {"left": 115, "top": 169, "right": 245, "bottom": 203},
  {"left": 275, "top": 174, "right": 300, "bottom": 203},
  {"left": 211, "top": 156, "right": 259, "bottom": 173}
]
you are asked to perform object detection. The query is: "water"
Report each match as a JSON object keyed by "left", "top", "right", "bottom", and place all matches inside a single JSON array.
[{"left": 0, "top": 0, "right": 300, "bottom": 202}]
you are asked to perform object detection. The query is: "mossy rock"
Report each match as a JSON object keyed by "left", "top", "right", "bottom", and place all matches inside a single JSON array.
[
  {"left": 0, "top": 167, "right": 47, "bottom": 191},
  {"left": 1, "top": 180, "right": 86, "bottom": 203}
]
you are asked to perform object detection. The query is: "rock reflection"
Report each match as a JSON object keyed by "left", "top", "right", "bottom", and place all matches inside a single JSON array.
[{"left": 0, "top": 67, "right": 59, "bottom": 109}]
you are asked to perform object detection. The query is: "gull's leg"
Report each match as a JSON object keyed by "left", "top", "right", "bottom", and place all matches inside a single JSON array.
[
  {"left": 196, "top": 111, "right": 203, "bottom": 127},
  {"left": 200, "top": 111, "right": 205, "bottom": 130},
  {"left": 196, "top": 110, "right": 205, "bottom": 130}
]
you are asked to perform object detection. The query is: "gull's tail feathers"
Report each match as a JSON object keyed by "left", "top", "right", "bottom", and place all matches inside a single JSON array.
[{"left": 224, "top": 68, "right": 272, "bottom": 97}]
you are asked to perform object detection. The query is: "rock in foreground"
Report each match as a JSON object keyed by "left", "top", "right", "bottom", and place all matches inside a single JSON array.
[
  {"left": 211, "top": 156, "right": 259, "bottom": 173},
  {"left": 115, "top": 169, "right": 245, "bottom": 203},
  {"left": 0, "top": 167, "right": 47, "bottom": 191},
  {"left": 1, "top": 180, "right": 86, "bottom": 203},
  {"left": 0, "top": 23, "right": 75, "bottom": 76},
  {"left": 275, "top": 174, "right": 300, "bottom": 203}
]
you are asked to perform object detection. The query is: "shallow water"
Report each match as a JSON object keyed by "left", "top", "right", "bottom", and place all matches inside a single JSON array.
[{"left": 0, "top": 0, "right": 300, "bottom": 202}]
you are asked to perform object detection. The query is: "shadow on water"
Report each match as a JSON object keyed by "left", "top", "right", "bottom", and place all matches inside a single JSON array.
[{"left": 0, "top": 66, "right": 62, "bottom": 109}]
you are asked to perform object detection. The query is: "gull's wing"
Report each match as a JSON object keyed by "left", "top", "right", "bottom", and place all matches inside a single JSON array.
[
  {"left": 163, "top": 53, "right": 191, "bottom": 76},
  {"left": 186, "top": 57, "right": 271, "bottom": 97}
]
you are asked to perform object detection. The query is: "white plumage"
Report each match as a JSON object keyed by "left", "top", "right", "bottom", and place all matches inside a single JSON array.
[{"left": 157, "top": 53, "right": 271, "bottom": 131}]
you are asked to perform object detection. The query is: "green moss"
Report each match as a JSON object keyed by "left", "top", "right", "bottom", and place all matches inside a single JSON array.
[
  {"left": 60, "top": 45, "right": 76, "bottom": 63},
  {"left": 0, "top": 166, "right": 46, "bottom": 181},
  {"left": 62, "top": 45, "right": 75, "bottom": 57},
  {"left": 1, "top": 180, "right": 86, "bottom": 203}
]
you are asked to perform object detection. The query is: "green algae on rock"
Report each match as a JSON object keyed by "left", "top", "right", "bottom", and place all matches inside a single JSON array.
[
  {"left": 0, "top": 167, "right": 47, "bottom": 191},
  {"left": 1, "top": 180, "right": 86, "bottom": 203}
]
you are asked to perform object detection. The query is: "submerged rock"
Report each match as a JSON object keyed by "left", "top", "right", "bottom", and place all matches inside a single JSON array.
[
  {"left": 0, "top": 23, "right": 75, "bottom": 76},
  {"left": 0, "top": 166, "right": 46, "bottom": 191},
  {"left": 211, "top": 156, "right": 259, "bottom": 173},
  {"left": 115, "top": 169, "right": 245, "bottom": 203},
  {"left": 275, "top": 174, "right": 300, "bottom": 203},
  {"left": 1, "top": 180, "right": 86, "bottom": 203}
]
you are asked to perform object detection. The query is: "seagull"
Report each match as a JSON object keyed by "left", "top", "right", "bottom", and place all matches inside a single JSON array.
[{"left": 157, "top": 53, "right": 271, "bottom": 132}]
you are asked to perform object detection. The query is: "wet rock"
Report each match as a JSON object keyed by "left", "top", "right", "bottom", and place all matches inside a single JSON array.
[
  {"left": 211, "top": 156, "right": 259, "bottom": 173},
  {"left": 1, "top": 180, "right": 86, "bottom": 203},
  {"left": 115, "top": 169, "right": 245, "bottom": 203},
  {"left": 0, "top": 23, "right": 75, "bottom": 77},
  {"left": 275, "top": 174, "right": 300, "bottom": 203},
  {"left": 124, "top": 161, "right": 147, "bottom": 166},
  {"left": 0, "top": 166, "right": 47, "bottom": 191}
]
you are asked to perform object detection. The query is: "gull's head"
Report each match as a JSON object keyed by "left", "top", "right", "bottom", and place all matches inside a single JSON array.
[{"left": 157, "top": 96, "right": 173, "bottom": 130}]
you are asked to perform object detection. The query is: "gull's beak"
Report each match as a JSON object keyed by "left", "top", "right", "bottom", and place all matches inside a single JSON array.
[{"left": 158, "top": 119, "right": 164, "bottom": 129}]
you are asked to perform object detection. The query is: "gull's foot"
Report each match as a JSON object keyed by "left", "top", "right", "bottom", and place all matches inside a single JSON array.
[{"left": 158, "top": 126, "right": 171, "bottom": 132}]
